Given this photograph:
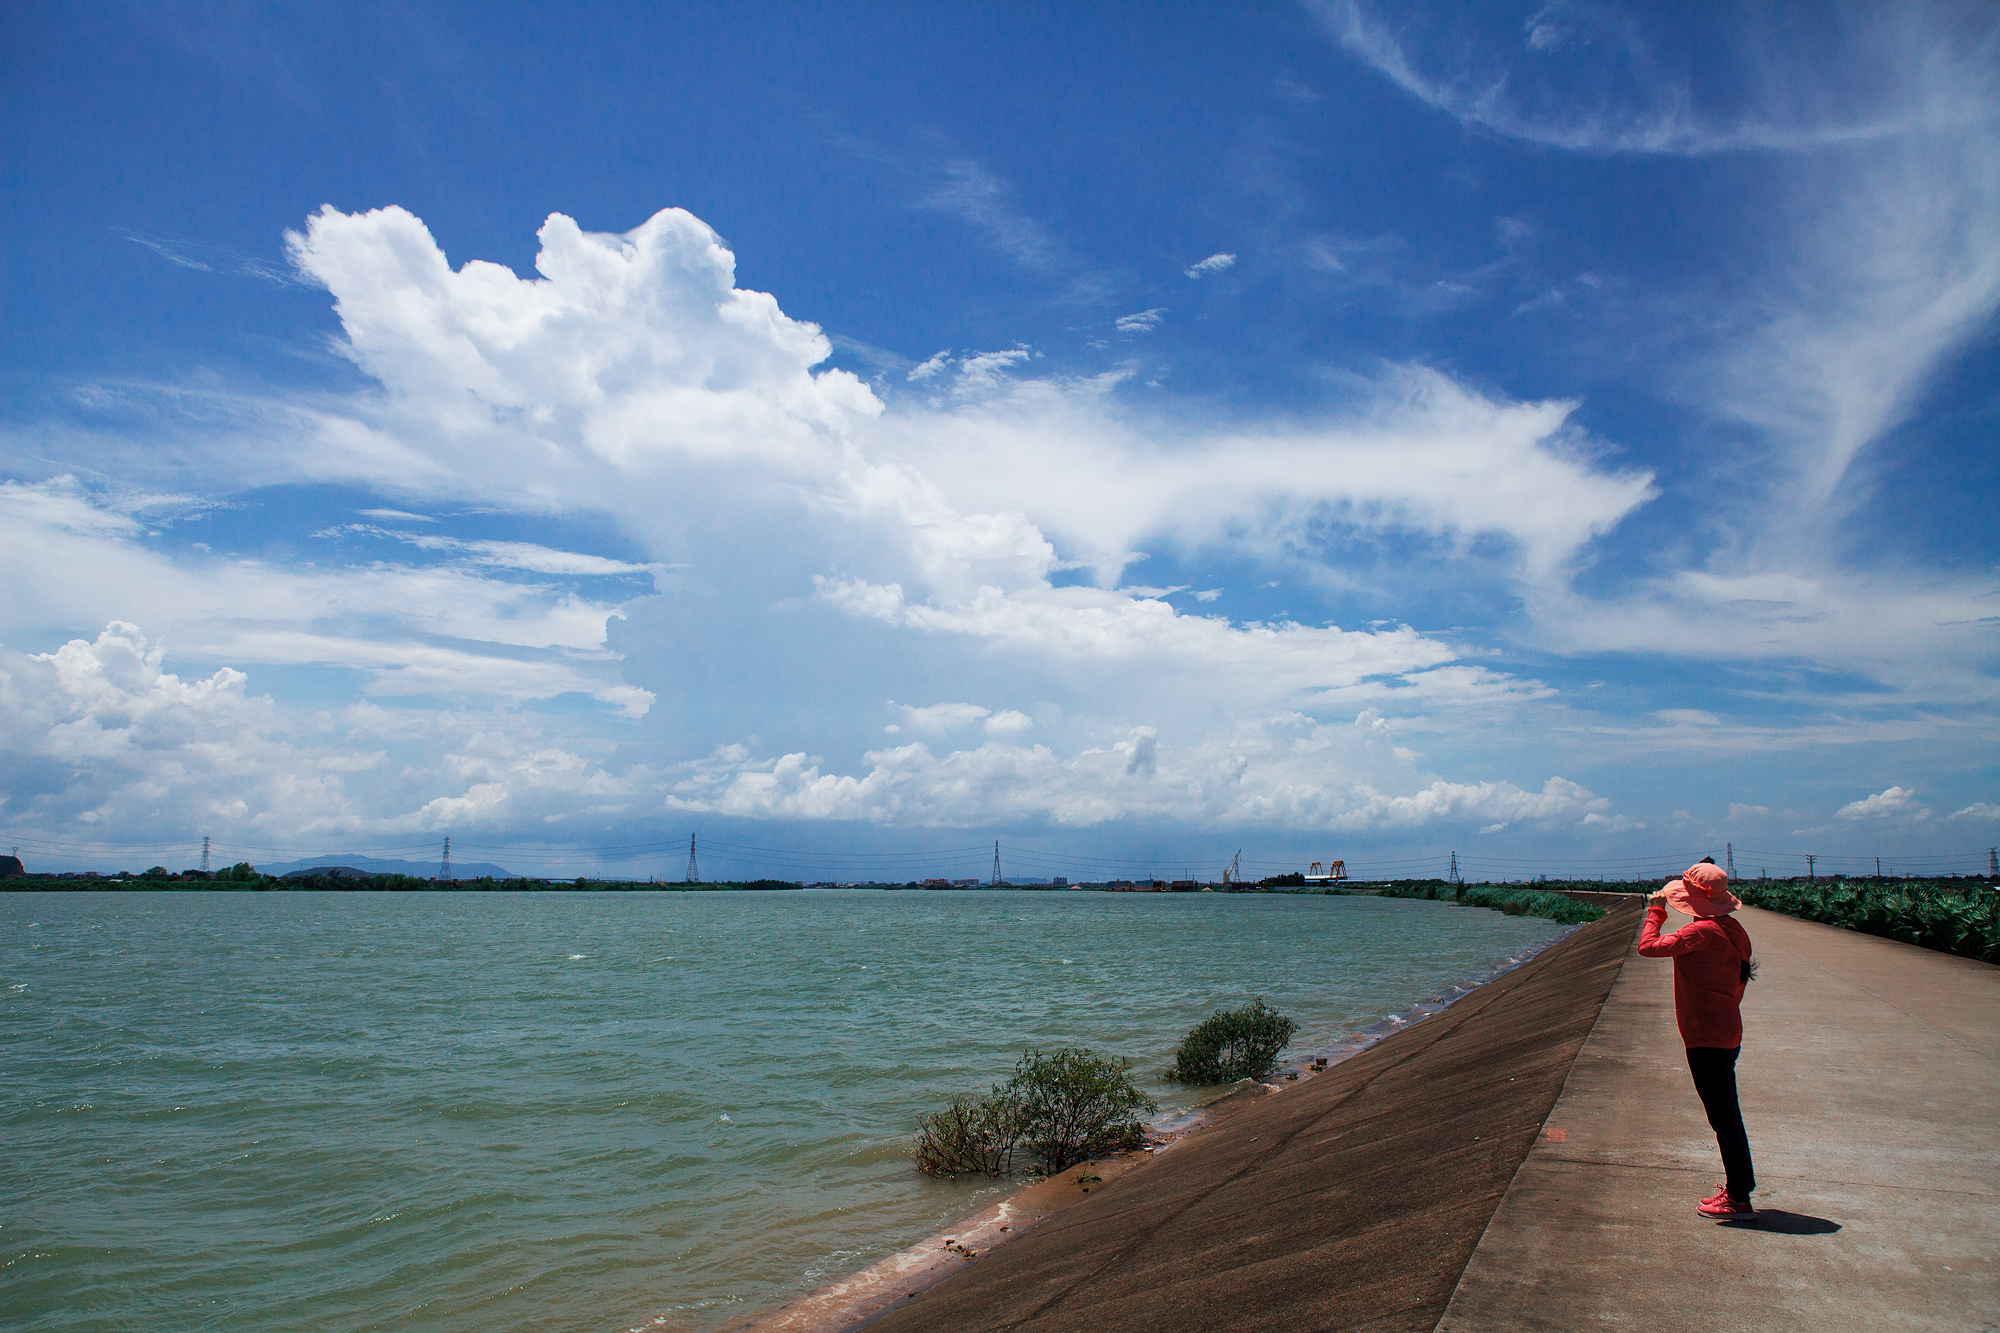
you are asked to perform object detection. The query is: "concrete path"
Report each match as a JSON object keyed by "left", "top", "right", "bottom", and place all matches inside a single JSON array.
[{"left": 1439, "top": 905, "right": 2000, "bottom": 1333}]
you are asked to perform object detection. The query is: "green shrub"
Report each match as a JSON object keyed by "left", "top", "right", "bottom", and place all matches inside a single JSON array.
[
  {"left": 1009, "top": 1047, "right": 1156, "bottom": 1172},
  {"left": 1169, "top": 998, "right": 1298, "bottom": 1085},
  {"left": 1355, "top": 881, "right": 1605, "bottom": 925},
  {"left": 1736, "top": 879, "right": 1999, "bottom": 963},
  {"left": 913, "top": 1046, "right": 1156, "bottom": 1179},
  {"left": 914, "top": 1092, "right": 1020, "bottom": 1178}
]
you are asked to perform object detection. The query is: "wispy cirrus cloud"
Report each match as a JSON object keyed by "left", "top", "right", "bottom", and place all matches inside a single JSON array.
[
  {"left": 312, "top": 524, "right": 662, "bottom": 577},
  {"left": 916, "top": 158, "right": 1068, "bottom": 271},
  {"left": 0, "top": 476, "right": 650, "bottom": 710},
  {"left": 113, "top": 226, "right": 308, "bottom": 286},
  {"left": 1317, "top": 4, "right": 2000, "bottom": 510},
  {"left": 905, "top": 155, "right": 1121, "bottom": 305},
  {"left": 1312, "top": 5, "right": 2000, "bottom": 737},
  {"left": 1315, "top": 1, "right": 1996, "bottom": 157}
]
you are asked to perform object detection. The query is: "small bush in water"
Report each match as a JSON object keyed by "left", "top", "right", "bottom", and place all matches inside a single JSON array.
[
  {"left": 914, "top": 1092, "right": 1020, "bottom": 1178},
  {"left": 1009, "top": 1047, "right": 1156, "bottom": 1173},
  {"left": 1169, "top": 998, "right": 1298, "bottom": 1085},
  {"left": 913, "top": 1047, "right": 1156, "bottom": 1179}
]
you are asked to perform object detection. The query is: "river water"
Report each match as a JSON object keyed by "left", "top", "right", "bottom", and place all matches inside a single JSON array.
[{"left": 1, "top": 889, "right": 1567, "bottom": 1332}]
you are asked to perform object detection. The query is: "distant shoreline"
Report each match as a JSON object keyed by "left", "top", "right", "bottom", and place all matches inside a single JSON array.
[
  {"left": 3, "top": 874, "right": 1654, "bottom": 893},
  {"left": 0, "top": 874, "right": 805, "bottom": 891}
]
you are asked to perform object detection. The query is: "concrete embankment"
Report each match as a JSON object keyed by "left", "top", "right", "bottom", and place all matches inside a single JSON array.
[{"left": 859, "top": 898, "right": 1643, "bottom": 1333}]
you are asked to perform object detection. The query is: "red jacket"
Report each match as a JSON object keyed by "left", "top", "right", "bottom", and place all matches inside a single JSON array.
[{"left": 1638, "top": 905, "right": 1752, "bottom": 1049}]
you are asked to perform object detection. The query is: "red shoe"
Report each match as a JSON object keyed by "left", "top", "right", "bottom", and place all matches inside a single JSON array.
[
  {"left": 1698, "top": 1194, "right": 1755, "bottom": 1221},
  {"left": 1699, "top": 1185, "right": 1729, "bottom": 1208}
]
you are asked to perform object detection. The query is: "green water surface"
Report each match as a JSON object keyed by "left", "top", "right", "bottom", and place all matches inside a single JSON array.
[{"left": 1, "top": 889, "right": 1568, "bottom": 1332}]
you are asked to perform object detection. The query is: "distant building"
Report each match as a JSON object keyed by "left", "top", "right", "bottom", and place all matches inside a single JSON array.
[{"left": 1051, "top": 876, "right": 1069, "bottom": 888}]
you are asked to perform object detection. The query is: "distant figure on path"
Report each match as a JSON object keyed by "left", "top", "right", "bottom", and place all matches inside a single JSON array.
[{"left": 1638, "top": 859, "right": 1757, "bottom": 1221}]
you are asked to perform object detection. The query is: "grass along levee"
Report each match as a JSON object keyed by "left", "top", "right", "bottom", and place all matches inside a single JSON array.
[
  {"left": 1734, "top": 878, "right": 2000, "bottom": 962},
  {"left": 1294, "top": 879, "right": 1608, "bottom": 925},
  {"left": 1356, "top": 873, "right": 2000, "bottom": 963},
  {"left": 1322, "top": 873, "right": 1998, "bottom": 963}
]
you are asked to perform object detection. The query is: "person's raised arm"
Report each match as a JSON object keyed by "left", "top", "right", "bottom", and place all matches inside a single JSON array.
[{"left": 1637, "top": 889, "right": 1703, "bottom": 956}]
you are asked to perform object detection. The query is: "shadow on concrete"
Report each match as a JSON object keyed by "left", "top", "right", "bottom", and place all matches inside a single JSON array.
[{"left": 1722, "top": 1210, "right": 1843, "bottom": 1235}]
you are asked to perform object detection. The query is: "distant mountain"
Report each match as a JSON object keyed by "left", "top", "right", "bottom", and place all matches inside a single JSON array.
[{"left": 253, "top": 853, "right": 522, "bottom": 880}]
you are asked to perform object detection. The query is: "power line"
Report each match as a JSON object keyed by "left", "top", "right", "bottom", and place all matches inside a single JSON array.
[{"left": 8, "top": 825, "right": 1993, "bottom": 881}]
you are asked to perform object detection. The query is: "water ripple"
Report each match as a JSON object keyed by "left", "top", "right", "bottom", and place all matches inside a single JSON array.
[{"left": 1, "top": 889, "right": 1566, "bottom": 1333}]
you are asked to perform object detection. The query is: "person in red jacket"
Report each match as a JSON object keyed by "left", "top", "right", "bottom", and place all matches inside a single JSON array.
[{"left": 1638, "top": 858, "right": 1756, "bottom": 1221}]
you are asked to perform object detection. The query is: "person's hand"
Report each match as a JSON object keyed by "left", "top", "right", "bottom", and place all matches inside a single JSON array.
[{"left": 1648, "top": 889, "right": 1670, "bottom": 906}]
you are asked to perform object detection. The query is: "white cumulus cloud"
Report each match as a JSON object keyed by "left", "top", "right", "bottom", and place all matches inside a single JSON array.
[
  {"left": 0, "top": 623, "right": 660, "bottom": 846},
  {"left": 1, "top": 204, "right": 1689, "bottom": 843},
  {"left": 285, "top": 203, "right": 881, "bottom": 478},
  {"left": 1835, "top": 785, "right": 1931, "bottom": 821},
  {"left": 660, "top": 715, "right": 1620, "bottom": 831}
]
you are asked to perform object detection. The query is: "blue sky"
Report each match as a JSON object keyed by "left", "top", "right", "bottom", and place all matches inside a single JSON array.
[{"left": 3, "top": 1, "right": 1996, "bottom": 880}]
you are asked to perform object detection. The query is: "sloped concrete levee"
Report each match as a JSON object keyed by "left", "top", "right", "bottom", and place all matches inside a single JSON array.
[
  {"left": 861, "top": 899, "right": 1643, "bottom": 1333},
  {"left": 1437, "top": 904, "right": 2000, "bottom": 1333}
]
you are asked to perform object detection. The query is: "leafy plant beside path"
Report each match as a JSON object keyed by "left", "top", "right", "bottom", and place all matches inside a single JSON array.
[
  {"left": 1735, "top": 879, "right": 1999, "bottom": 963},
  {"left": 915, "top": 1047, "right": 1155, "bottom": 1179}
]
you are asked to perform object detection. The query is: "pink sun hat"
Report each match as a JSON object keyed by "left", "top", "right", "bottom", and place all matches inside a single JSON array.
[{"left": 1663, "top": 861, "right": 1741, "bottom": 918}]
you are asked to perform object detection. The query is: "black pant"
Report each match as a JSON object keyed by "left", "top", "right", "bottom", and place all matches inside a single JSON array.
[{"left": 1687, "top": 1045, "right": 1755, "bottom": 1199}]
